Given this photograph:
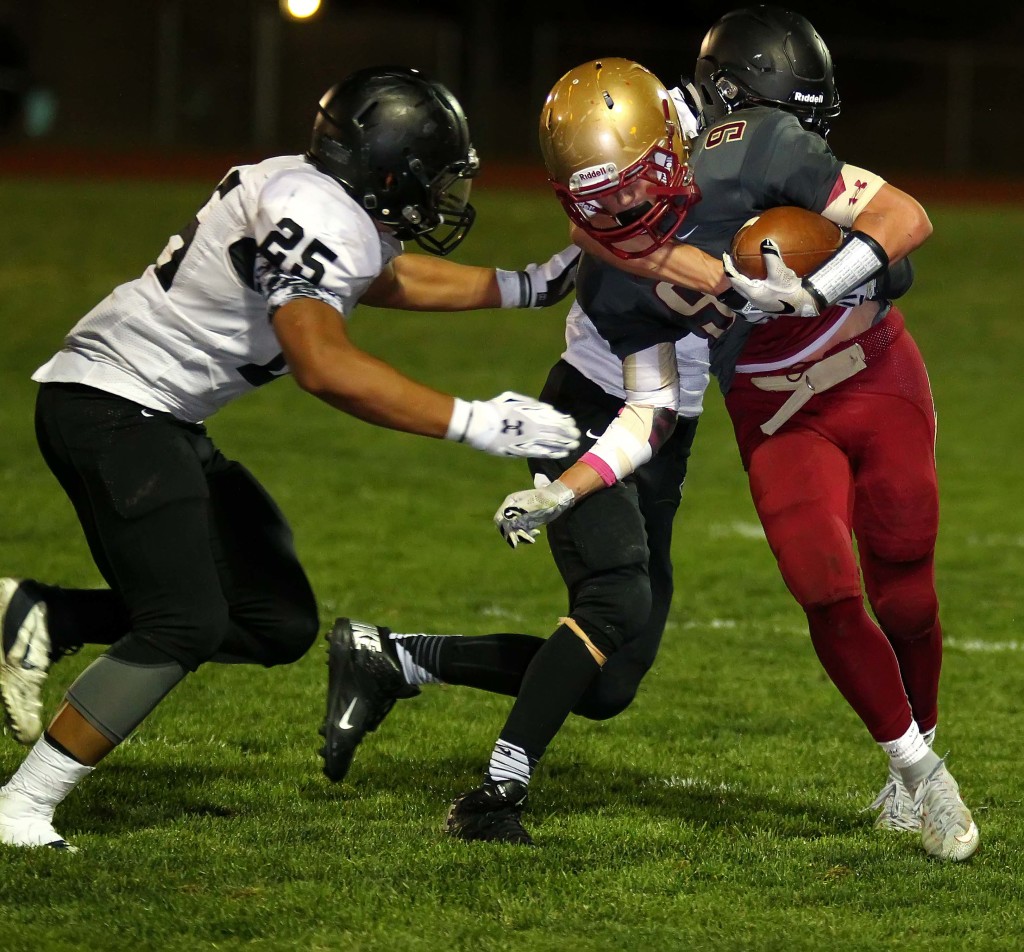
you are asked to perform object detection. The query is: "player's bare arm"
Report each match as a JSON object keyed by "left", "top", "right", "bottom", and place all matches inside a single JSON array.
[
  {"left": 362, "top": 245, "right": 581, "bottom": 312},
  {"left": 494, "top": 342, "right": 679, "bottom": 548},
  {"left": 570, "top": 222, "right": 728, "bottom": 295},
  {"left": 835, "top": 182, "right": 932, "bottom": 263},
  {"left": 361, "top": 254, "right": 501, "bottom": 311},
  {"left": 274, "top": 296, "right": 580, "bottom": 458},
  {"left": 274, "top": 295, "right": 455, "bottom": 436}
]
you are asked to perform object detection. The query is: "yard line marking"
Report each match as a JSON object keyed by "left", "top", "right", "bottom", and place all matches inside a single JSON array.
[{"left": 944, "top": 637, "right": 1022, "bottom": 653}]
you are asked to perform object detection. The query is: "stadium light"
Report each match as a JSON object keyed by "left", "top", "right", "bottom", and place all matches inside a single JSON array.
[{"left": 279, "top": 0, "right": 322, "bottom": 20}]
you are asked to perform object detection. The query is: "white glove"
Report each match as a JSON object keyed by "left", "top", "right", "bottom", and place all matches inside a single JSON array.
[
  {"left": 494, "top": 478, "right": 575, "bottom": 549},
  {"left": 447, "top": 392, "right": 580, "bottom": 459},
  {"left": 715, "top": 287, "right": 776, "bottom": 325},
  {"left": 495, "top": 245, "right": 582, "bottom": 308},
  {"left": 722, "top": 239, "right": 823, "bottom": 317}
]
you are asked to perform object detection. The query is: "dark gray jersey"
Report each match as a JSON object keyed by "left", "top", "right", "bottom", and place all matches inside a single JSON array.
[{"left": 575, "top": 107, "right": 857, "bottom": 390}]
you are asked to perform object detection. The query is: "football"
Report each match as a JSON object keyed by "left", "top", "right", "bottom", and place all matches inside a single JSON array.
[{"left": 730, "top": 206, "right": 842, "bottom": 279}]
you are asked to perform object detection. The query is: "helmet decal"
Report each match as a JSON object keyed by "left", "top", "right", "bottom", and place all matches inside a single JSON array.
[{"left": 539, "top": 57, "right": 700, "bottom": 259}]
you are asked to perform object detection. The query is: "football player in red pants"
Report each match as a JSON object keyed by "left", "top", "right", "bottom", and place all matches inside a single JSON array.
[{"left": 491, "top": 8, "right": 978, "bottom": 860}]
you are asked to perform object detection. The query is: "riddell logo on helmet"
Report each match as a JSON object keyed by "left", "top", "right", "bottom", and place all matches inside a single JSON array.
[
  {"left": 793, "top": 91, "right": 825, "bottom": 104},
  {"left": 569, "top": 162, "right": 618, "bottom": 194}
]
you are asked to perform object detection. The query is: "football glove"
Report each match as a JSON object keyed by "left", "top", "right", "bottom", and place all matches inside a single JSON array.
[
  {"left": 715, "top": 286, "right": 776, "bottom": 325},
  {"left": 495, "top": 245, "right": 582, "bottom": 308},
  {"left": 722, "top": 239, "right": 823, "bottom": 317},
  {"left": 447, "top": 392, "right": 580, "bottom": 459},
  {"left": 494, "top": 478, "right": 575, "bottom": 549}
]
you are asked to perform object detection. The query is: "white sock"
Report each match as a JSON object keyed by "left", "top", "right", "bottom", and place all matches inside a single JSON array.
[
  {"left": 922, "top": 725, "right": 936, "bottom": 748},
  {"left": 389, "top": 633, "right": 443, "bottom": 686},
  {"left": 487, "top": 739, "right": 533, "bottom": 785},
  {"left": 1, "top": 737, "right": 93, "bottom": 814},
  {"left": 879, "top": 721, "right": 940, "bottom": 791}
]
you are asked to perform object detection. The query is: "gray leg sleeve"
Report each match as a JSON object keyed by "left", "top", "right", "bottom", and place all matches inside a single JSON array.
[{"left": 65, "top": 654, "right": 189, "bottom": 744}]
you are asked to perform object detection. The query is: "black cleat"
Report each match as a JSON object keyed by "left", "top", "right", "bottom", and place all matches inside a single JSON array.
[
  {"left": 319, "top": 617, "right": 419, "bottom": 782},
  {"left": 445, "top": 778, "right": 534, "bottom": 845}
]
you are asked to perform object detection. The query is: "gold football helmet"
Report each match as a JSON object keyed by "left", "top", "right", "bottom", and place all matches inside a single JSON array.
[{"left": 539, "top": 57, "right": 699, "bottom": 259}]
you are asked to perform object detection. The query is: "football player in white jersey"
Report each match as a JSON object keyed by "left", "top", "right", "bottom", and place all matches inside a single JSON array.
[
  {"left": 0, "top": 65, "right": 581, "bottom": 851},
  {"left": 313, "top": 63, "right": 714, "bottom": 843}
]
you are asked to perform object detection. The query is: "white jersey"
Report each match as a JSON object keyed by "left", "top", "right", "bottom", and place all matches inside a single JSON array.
[
  {"left": 33, "top": 155, "right": 402, "bottom": 423},
  {"left": 562, "top": 300, "right": 710, "bottom": 419}
]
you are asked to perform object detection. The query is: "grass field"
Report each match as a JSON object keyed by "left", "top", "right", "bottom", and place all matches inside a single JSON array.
[{"left": 0, "top": 178, "right": 1022, "bottom": 951}]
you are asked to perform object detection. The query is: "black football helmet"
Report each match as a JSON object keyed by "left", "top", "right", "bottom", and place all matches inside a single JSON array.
[
  {"left": 694, "top": 5, "right": 841, "bottom": 137},
  {"left": 308, "top": 66, "right": 479, "bottom": 255}
]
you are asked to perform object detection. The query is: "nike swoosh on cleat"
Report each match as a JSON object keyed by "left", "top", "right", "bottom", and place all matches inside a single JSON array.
[{"left": 337, "top": 698, "right": 359, "bottom": 730}]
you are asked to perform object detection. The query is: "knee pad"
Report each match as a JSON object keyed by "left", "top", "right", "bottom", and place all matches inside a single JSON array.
[
  {"left": 129, "top": 603, "right": 232, "bottom": 671},
  {"left": 772, "top": 513, "right": 861, "bottom": 609},
  {"left": 572, "top": 567, "right": 652, "bottom": 658},
  {"left": 867, "top": 557, "right": 939, "bottom": 642}
]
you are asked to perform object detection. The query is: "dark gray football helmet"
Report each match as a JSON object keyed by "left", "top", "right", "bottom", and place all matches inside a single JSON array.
[
  {"left": 694, "top": 6, "right": 841, "bottom": 137},
  {"left": 308, "top": 66, "right": 478, "bottom": 255}
]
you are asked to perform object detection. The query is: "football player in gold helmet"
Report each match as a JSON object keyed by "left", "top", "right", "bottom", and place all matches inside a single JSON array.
[{"left": 539, "top": 57, "right": 701, "bottom": 260}]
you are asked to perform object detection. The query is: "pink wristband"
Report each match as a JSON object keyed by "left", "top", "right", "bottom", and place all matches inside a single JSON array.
[{"left": 580, "top": 452, "right": 618, "bottom": 487}]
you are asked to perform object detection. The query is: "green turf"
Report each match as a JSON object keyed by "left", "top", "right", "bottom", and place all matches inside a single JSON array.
[{"left": 0, "top": 179, "right": 1022, "bottom": 951}]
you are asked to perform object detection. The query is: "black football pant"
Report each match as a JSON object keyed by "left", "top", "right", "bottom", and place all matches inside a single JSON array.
[
  {"left": 33, "top": 383, "right": 319, "bottom": 672},
  {"left": 437, "top": 360, "right": 697, "bottom": 721},
  {"left": 533, "top": 360, "right": 698, "bottom": 717}
]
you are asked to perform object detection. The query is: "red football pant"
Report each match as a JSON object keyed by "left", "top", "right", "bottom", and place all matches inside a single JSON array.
[{"left": 734, "top": 325, "right": 942, "bottom": 742}]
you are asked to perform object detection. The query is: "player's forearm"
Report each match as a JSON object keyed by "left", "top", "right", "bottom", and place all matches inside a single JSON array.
[
  {"left": 366, "top": 254, "right": 501, "bottom": 311},
  {"left": 275, "top": 296, "right": 455, "bottom": 435},
  {"left": 570, "top": 224, "right": 725, "bottom": 293},
  {"left": 297, "top": 342, "right": 454, "bottom": 435},
  {"left": 556, "top": 459, "right": 609, "bottom": 503}
]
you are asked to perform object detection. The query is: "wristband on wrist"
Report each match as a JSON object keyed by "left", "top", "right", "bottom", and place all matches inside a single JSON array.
[
  {"left": 445, "top": 397, "right": 473, "bottom": 443},
  {"left": 804, "top": 231, "right": 889, "bottom": 308},
  {"left": 717, "top": 286, "right": 762, "bottom": 318},
  {"left": 494, "top": 268, "right": 530, "bottom": 308}
]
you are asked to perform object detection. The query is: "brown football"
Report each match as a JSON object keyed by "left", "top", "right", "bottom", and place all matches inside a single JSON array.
[{"left": 730, "top": 206, "right": 842, "bottom": 279}]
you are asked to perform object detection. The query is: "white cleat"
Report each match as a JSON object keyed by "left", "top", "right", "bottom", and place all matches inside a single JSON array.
[
  {"left": 0, "top": 578, "right": 53, "bottom": 745},
  {"left": 0, "top": 793, "right": 76, "bottom": 852},
  {"left": 914, "top": 759, "right": 980, "bottom": 862},
  {"left": 868, "top": 767, "right": 921, "bottom": 832}
]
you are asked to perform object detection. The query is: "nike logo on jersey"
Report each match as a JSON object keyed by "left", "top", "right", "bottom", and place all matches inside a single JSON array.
[
  {"left": 585, "top": 428, "right": 603, "bottom": 440},
  {"left": 337, "top": 698, "right": 359, "bottom": 730},
  {"left": 140, "top": 409, "right": 155, "bottom": 417},
  {"left": 674, "top": 225, "right": 698, "bottom": 242}
]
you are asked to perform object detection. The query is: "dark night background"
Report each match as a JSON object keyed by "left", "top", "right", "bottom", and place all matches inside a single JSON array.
[{"left": 1, "top": 1, "right": 1022, "bottom": 185}]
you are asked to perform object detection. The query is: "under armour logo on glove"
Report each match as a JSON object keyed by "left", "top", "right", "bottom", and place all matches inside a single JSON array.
[{"left": 449, "top": 392, "right": 580, "bottom": 459}]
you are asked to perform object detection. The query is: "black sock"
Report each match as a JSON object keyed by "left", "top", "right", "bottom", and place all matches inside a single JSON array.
[
  {"left": 433, "top": 632, "right": 545, "bottom": 695},
  {"left": 496, "top": 624, "right": 602, "bottom": 764}
]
